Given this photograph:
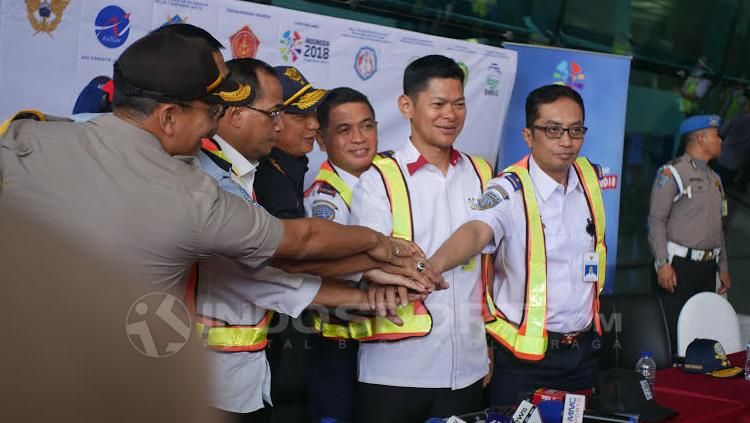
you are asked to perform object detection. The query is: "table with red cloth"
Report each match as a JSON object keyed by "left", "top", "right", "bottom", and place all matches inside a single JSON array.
[{"left": 654, "top": 351, "right": 750, "bottom": 422}]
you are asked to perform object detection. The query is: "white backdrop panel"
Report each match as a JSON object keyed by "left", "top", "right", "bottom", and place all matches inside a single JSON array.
[{"left": 0, "top": 0, "right": 516, "bottom": 185}]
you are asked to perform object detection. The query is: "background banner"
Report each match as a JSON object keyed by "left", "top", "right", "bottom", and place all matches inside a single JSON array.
[
  {"left": 0, "top": 0, "right": 517, "bottom": 187},
  {"left": 498, "top": 43, "right": 631, "bottom": 291}
]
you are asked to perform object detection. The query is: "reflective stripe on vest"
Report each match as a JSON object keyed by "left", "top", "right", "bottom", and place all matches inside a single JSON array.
[
  {"left": 305, "top": 160, "right": 353, "bottom": 207},
  {"left": 344, "top": 152, "right": 493, "bottom": 342},
  {"left": 196, "top": 310, "right": 274, "bottom": 352},
  {"left": 187, "top": 139, "right": 271, "bottom": 352},
  {"left": 484, "top": 155, "right": 606, "bottom": 361}
]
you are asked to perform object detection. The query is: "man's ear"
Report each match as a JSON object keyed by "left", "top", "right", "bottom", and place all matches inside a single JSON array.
[
  {"left": 226, "top": 106, "right": 244, "bottom": 128},
  {"left": 156, "top": 103, "right": 179, "bottom": 137},
  {"left": 316, "top": 129, "right": 327, "bottom": 152},
  {"left": 522, "top": 127, "right": 534, "bottom": 149},
  {"left": 398, "top": 94, "right": 413, "bottom": 119}
]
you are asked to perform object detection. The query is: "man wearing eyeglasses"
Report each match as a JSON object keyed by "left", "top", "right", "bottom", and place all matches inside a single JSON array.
[{"left": 430, "top": 84, "right": 607, "bottom": 405}]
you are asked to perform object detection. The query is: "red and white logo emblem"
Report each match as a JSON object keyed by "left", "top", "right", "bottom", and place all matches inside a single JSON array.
[{"left": 230, "top": 25, "right": 260, "bottom": 59}]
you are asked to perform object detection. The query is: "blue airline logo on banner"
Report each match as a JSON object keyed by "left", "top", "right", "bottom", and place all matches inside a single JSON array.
[{"left": 94, "top": 5, "right": 130, "bottom": 48}]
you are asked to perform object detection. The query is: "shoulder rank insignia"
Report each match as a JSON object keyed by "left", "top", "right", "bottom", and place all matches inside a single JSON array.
[
  {"left": 318, "top": 182, "right": 338, "bottom": 198},
  {"left": 502, "top": 173, "right": 522, "bottom": 191},
  {"left": 377, "top": 150, "right": 395, "bottom": 159}
]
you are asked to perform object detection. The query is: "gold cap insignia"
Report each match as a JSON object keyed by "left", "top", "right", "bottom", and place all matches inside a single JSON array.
[
  {"left": 284, "top": 67, "right": 306, "bottom": 85},
  {"left": 292, "top": 89, "right": 326, "bottom": 110},
  {"left": 215, "top": 83, "right": 252, "bottom": 103}
]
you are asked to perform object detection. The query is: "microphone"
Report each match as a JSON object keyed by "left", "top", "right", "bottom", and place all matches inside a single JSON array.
[
  {"left": 537, "top": 400, "right": 564, "bottom": 423},
  {"left": 512, "top": 400, "right": 542, "bottom": 423},
  {"left": 424, "top": 406, "right": 515, "bottom": 423}
]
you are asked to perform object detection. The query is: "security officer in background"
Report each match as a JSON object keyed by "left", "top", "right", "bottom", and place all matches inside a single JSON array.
[
  {"left": 648, "top": 114, "right": 731, "bottom": 352},
  {"left": 252, "top": 65, "right": 328, "bottom": 421},
  {"left": 254, "top": 66, "right": 326, "bottom": 218},
  {"left": 430, "top": 84, "right": 607, "bottom": 405}
]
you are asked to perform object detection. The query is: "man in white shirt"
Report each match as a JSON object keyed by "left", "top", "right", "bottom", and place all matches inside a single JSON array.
[
  {"left": 350, "top": 55, "right": 493, "bottom": 423},
  {"left": 430, "top": 84, "right": 606, "bottom": 405},
  {"left": 303, "top": 87, "right": 378, "bottom": 422}
]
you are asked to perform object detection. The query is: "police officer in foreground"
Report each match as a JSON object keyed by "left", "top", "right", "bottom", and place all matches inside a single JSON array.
[
  {"left": 0, "top": 30, "right": 416, "bottom": 296},
  {"left": 648, "top": 115, "right": 731, "bottom": 351}
]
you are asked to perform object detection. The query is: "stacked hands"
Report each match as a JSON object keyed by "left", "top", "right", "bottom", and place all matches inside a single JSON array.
[{"left": 362, "top": 235, "right": 448, "bottom": 325}]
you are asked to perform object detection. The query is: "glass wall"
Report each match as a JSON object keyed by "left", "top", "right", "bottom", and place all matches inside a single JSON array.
[{"left": 257, "top": 0, "right": 750, "bottom": 313}]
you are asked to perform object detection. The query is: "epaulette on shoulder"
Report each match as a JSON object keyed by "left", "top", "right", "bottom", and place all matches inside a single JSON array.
[
  {"left": 317, "top": 182, "right": 338, "bottom": 198},
  {"left": 377, "top": 150, "right": 395, "bottom": 159},
  {"left": 501, "top": 173, "right": 522, "bottom": 191},
  {"left": 667, "top": 157, "right": 682, "bottom": 166}
]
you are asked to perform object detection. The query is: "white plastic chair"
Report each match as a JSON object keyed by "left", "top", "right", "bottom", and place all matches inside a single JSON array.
[{"left": 677, "top": 292, "right": 743, "bottom": 356}]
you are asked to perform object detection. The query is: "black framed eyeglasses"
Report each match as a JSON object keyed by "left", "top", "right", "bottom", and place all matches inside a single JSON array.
[
  {"left": 244, "top": 105, "right": 283, "bottom": 121},
  {"left": 531, "top": 125, "right": 588, "bottom": 139}
]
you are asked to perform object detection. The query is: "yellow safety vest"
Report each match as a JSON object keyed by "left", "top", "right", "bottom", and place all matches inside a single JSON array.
[
  {"left": 484, "top": 155, "right": 606, "bottom": 361},
  {"left": 304, "top": 160, "right": 353, "bottom": 207},
  {"left": 340, "top": 151, "right": 494, "bottom": 342},
  {"left": 185, "top": 139, "right": 271, "bottom": 352}
]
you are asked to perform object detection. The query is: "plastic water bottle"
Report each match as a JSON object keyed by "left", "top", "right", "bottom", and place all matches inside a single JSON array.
[
  {"left": 744, "top": 342, "right": 750, "bottom": 381},
  {"left": 635, "top": 350, "right": 656, "bottom": 392}
]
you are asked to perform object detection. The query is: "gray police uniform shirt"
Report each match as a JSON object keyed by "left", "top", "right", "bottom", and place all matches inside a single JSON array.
[
  {"left": 647, "top": 152, "right": 728, "bottom": 272},
  {"left": 0, "top": 114, "right": 284, "bottom": 292}
]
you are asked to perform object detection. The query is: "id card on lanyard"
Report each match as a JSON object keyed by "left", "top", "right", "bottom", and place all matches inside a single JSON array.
[{"left": 583, "top": 252, "right": 599, "bottom": 283}]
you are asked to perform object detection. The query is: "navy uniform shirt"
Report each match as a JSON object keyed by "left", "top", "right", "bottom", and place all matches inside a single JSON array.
[{"left": 254, "top": 147, "right": 309, "bottom": 219}]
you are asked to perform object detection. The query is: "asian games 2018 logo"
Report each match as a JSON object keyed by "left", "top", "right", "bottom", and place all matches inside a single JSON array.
[
  {"left": 354, "top": 46, "right": 377, "bottom": 80},
  {"left": 279, "top": 30, "right": 303, "bottom": 63},
  {"left": 553, "top": 60, "right": 585, "bottom": 90},
  {"left": 94, "top": 5, "right": 130, "bottom": 49}
]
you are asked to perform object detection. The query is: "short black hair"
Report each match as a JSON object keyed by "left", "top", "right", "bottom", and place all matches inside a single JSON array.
[
  {"left": 317, "top": 87, "right": 375, "bottom": 133},
  {"left": 525, "top": 84, "right": 585, "bottom": 127},
  {"left": 226, "top": 58, "right": 275, "bottom": 105},
  {"left": 403, "top": 55, "right": 464, "bottom": 98},
  {"left": 150, "top": 23, "right": 224, "bottom": 51},
  {"left": 111, "top": 89, "right": 159, "bottom": 117}
]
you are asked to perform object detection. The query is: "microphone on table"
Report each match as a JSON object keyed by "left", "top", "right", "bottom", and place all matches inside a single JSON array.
[
  {"left": 424, "top": 406, "right": 515, "bottom": 423},
  {"left": 536, "top": 395, "right": 639, "bottom": 423}
]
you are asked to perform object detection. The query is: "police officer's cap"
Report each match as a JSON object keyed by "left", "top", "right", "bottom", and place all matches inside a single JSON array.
[
  {"left": 113, "top": 31, "right": 252, "bottom": 106},
  {"left": 678, "top": 114, "right": 721, "bottom": 138},
  {"left": 274, "top": 66, "right": 328, "bottom": 114}
]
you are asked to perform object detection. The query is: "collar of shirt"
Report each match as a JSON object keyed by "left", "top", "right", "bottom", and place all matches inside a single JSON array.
[
  {"left": 403, "top": 139, "right": 462, "bottom": 175},
  {"left": 684, "top": 152, "right": 708, "bottom": 170},
  {"left": 329, "top": 162, "right": 360, "bottom": 188},
  {"left": 214, "top": 135, "right": 258, "bottom": 179},
  {"left": 528, "top": 155, "right": 580, "bottom": 202}
]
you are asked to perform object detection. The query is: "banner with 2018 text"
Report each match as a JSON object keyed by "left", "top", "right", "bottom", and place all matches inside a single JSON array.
[
  {"left": 498, "top": 43, "right": 631, "bottom": 292},
  {"left": 0, "top": 0, "right": 517, "bottom": 187}
]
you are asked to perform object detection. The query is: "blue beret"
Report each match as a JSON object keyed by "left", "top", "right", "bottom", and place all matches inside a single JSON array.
[{"left": 678, "top": 114, "right": 721, "bottom": 138}]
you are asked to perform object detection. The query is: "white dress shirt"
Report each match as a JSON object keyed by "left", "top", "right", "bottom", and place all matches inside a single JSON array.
[
  {"left": 215, "top": 135, "right": 258, "bottom": 195},
  {"left": 350, "top": 139, "right": 488, "bottom": 390},
  {"left": 468, "top": 155, "right": 596, "bottom": 333},
  {"left": 199, "top": 136, "right": 322, "bottom": 413},
  {"left": 303, "top": 162, "right": 359, "bottom": 225}
]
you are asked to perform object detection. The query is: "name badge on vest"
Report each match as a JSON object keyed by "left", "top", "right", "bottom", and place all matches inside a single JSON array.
[{"left": 583, "top": 252, "right": 599, "bottom": 283}]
